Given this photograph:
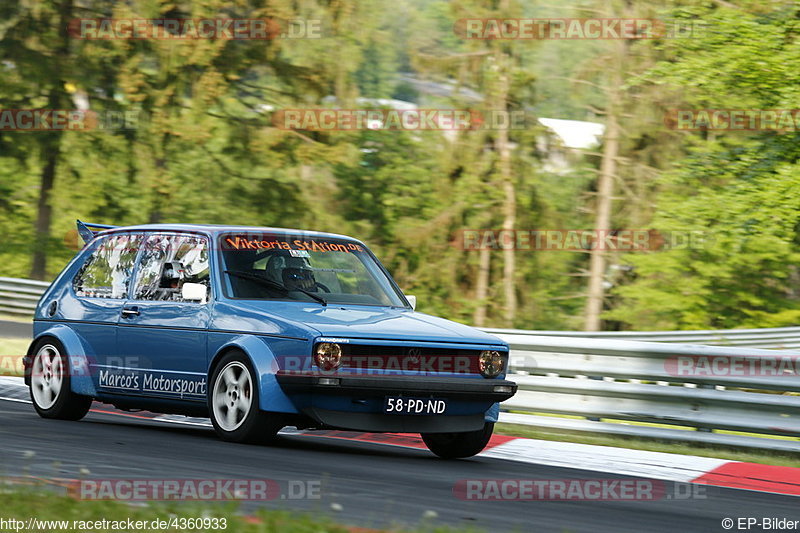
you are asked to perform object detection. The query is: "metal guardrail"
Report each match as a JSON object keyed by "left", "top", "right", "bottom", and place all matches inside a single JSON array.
[
  {"left": 0, "top": 277, "right": 798, "bottom": 451},
  {"left": 493, "top": 333, "right": 800, "bottom": 453},
  {"left": 483, "top": 326, "right": 800, "bottom": 350},
  {"left": 4, "top": 276, "right": 800, "bottom": 348},
  {"left": 0, "top": 277, "right": 49, "bottom": 316}
]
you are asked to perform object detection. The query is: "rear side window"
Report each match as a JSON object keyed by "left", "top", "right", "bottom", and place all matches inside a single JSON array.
[
  {"left": 73, "top": 233, "right": 143, "bottom": 298},
  {"left": 133, "top": 234, "right": 210, "bottom": 302}
]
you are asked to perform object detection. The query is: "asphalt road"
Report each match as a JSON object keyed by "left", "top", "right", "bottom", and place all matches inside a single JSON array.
[
  {"left": 1, "top": 396, "right": 797, "bottom": 532},
  {"left": 0, "top": 319, "right": 31, "bottom": 339},
  {"left": 1, "top": 320, "right": 798, "bottom": 531}
]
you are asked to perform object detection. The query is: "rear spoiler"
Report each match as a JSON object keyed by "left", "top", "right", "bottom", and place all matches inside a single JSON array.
[{"left": 76, "top": 220, "right": 118, "bottom": 245}]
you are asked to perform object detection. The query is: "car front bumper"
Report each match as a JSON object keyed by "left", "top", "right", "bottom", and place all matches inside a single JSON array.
[{"left": 276, "top": 374, "right": 517, "bottom": 433}]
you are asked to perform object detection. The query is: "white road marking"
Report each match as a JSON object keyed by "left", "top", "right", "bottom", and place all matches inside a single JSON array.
[
  {"left": 0, "top": 397, "right": 30, "bottom": 404},
  {"left": 481, "top": 437, "right": 730, "bottom": 482}
]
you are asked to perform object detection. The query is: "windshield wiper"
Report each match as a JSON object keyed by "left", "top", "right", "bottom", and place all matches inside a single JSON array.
[{"left": 225, "top": 270, "right": 327, "bottom": 306}]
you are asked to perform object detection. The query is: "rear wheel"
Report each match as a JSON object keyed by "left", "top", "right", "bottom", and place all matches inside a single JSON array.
[
  {"left": 421, "top": 422, "right": 494, "bottom": 459},
  {"left": 29, "top": 339, "right": 92, "bottom": 420},
  {"left": 208, "top": 351, "right": 283, "bottom": 443}
]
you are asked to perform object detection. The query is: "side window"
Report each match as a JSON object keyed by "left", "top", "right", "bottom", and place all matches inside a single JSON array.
[
  {"left": 73, "top": 233, "right": 143, "bottom": 299},
  {"left": 133, "top": 234, "right": 210, "bottom": 302}
]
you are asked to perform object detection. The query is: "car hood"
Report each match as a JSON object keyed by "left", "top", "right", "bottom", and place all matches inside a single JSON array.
[{"left": 216, "top": 300, "right": 505, "bottom": 346}]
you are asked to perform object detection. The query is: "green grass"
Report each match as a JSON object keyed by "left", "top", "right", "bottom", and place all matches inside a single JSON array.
[
  {"left": 0, "top": 486, "right": 469, "bottom": 533},
  {"left": 0, "top": 337, "right": 28, "bottom": 376},
  {"left": 495, "top": 422, "right": 800, "bottom": 467}
]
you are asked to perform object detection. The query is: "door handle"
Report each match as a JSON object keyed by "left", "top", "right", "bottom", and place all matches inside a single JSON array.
[{"left": 121, "top": 306, "right": 140, "bottom": 318}]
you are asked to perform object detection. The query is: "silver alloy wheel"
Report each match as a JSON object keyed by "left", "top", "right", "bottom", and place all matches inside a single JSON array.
[
  {"left": 31, "top": 344, "right": 63, "bottom": 410},
  {"left": 212, "top": 361, "right": 253, "bottom": 431}
]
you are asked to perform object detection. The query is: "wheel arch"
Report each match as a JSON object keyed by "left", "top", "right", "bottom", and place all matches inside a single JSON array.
[
  {"left": 208, "top": 335, "right": 298, "bottom": 414},
  {"left": 27, "top": 325, "right": 97, "bottom": 397}
]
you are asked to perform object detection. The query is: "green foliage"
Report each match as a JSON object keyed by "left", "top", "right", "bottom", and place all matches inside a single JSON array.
[{"left": 607, "top": 3, "right": 800, "bottom": 330}]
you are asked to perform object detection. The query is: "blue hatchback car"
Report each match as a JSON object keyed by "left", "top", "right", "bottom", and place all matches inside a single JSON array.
[{"left": 25, "top": 221, "right": 517, "bottom": 458}]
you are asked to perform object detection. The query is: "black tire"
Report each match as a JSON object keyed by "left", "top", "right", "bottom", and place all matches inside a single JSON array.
[
  {"left": 208, "top": 350, "right": 283, "bottom": 443},
  {"left": 28, "top": 338, "right": 92, "bottom": 421},
  {"left": 421, "top": 422, "right": 494, "bottom": 459}
]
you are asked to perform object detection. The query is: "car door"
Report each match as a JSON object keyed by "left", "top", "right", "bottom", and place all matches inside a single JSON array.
[
  {"left": 114, "top": 232, "right": 212, "bottom": 404},
  {"left": 69, "top": 232, "right": 143, "bottom": 389}
]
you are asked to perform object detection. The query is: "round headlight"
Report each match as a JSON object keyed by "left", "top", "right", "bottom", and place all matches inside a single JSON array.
[
  {"left": 479, "top": 350, "right": 505, "bottom": 378},
  {"left": 314, "top": 342, "right": 342, "bottom": 371}
]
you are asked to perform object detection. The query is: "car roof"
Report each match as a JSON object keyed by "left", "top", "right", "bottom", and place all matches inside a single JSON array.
[{"left": 98, "top": 224, "right": 363, "bottom": 243}]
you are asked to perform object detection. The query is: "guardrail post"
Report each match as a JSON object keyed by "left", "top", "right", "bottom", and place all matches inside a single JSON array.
[
  {"left": 586, "top": 374, "right": 603, "bottom": 422},
  {"left": 695, "top": 383, "right": 715, "bottom": 432}
]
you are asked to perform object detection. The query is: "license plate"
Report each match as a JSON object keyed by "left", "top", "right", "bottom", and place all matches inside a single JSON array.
[{"left": 384, "top": 396, "right": 446, "bottom": 415}]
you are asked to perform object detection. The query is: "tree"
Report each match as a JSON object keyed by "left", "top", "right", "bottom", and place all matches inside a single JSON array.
[
  {"left": 1, "top": 0, "right": 77, "bottom": 279},
  {"left": 605, "top": 1, "right": 800, "bottom": 329}
]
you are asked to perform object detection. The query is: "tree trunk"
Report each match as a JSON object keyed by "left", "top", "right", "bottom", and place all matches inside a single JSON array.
[
  {"left": 502, "top": 178, "right": 516, "bottom": 325},
  {"left": 496, "top": 71, "right": 516, "bottom": 326},
  {"left": 473, "top": 247, "right": 491, "bottom": 327},
  {"left": 584, "top": 114, "right": 618, "bottom": 330},
  {"left": 29, "top": 0, "right": 73, "bottom": 280},
  {"left": 584, "top": 42, "right": 623, "bottom": 331},
  {"left": 497, "top": 0, "right": 516, "bottom": 328},
  {"left": 30, "top": 140, "right": 59, "bottom": 280}
]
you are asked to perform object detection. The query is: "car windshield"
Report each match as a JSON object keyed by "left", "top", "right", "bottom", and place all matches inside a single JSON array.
[{"left": 219, "top": 232, "right": 407, "bottom": 307}]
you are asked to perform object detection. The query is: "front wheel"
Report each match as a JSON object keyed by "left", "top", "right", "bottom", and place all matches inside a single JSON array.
[
  {"left": 29, "top": 339, "right": 92, "bottom": 421},
  {"left": 421, "top": 422, "right": 494, "bottom": 459},
  {"left": 208, "top": 351, "right": 283, "bottom": 443}
]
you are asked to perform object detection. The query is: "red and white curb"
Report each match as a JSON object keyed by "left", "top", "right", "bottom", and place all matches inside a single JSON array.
[
  {"left": 481, "top": 436, "right": 800, "bottom": 496},
  {"left": 286, "top": 430, "right": 800, "bottom": 497},
  {"left": 2, "top": 376, "right": 798, "bottom": 497}
]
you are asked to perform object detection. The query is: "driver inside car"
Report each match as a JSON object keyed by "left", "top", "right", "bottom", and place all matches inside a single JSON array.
[
  {"left": 157, "top": 261, "right": 185, "bottom": 300},
  {"left": 280, "top": 256, "right": 318, "bottom": 292},
  {"left": 262, "top": 253, "right": 320, "bottom": 292}
]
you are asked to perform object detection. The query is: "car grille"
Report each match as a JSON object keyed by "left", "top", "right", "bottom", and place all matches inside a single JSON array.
[{"left": 337, "top": 344, "right": 486, "bottom": 375}]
